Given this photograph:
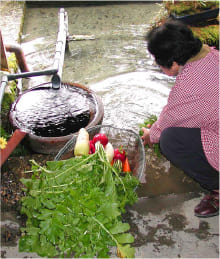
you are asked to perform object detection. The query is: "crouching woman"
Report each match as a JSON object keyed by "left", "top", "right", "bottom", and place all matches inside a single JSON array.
[{"left": 142, "top": 19, "right": 219, "bottom": 217}]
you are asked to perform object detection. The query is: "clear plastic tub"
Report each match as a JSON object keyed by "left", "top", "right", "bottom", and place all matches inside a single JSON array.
[{"left": 54, "top": 125, "right": 146, "bottom": 182}]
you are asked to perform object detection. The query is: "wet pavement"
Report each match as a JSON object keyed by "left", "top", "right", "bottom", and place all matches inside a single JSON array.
[{"left": 0, "top": 2, "right": 219, "bottom": 258}]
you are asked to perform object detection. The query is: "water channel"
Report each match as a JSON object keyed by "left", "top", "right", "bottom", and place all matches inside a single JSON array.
[{"left": 21, "top": 2, "right": 175, "bottom": 132}]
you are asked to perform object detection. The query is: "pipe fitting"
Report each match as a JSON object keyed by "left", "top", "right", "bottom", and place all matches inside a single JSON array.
[{"left": 5, "top": 43, "right": 30, "bottom": 72}]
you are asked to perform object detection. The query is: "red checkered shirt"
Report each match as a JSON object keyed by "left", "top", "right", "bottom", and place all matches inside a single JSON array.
[{"left": 150, "top": 47, "right": 219, "bottom": 171}]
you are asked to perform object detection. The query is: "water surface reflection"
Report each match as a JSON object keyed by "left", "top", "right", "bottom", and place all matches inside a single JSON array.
[{"left": 90, "top": 71, "right": 175, "bottom": 130}]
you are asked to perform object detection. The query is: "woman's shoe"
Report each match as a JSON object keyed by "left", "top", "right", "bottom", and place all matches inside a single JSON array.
[{"left": 194, "top": 191, "right": 219, "bottom": 218}]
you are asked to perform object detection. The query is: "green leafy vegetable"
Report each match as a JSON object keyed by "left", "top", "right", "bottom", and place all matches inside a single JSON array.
[
  {"left": 139, "top": 114, "right": 161, "bottom": 157},
  {"left": 19, "top": 144, "right": 139, "bottom": 258}
]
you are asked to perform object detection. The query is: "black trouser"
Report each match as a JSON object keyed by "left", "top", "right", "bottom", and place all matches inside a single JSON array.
[{"left": 159, "top": 127, "right": 219, "bottom": 190}]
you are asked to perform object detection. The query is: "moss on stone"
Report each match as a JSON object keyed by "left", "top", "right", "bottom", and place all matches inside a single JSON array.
[
  {"left": 153, "top": 1, "right": 219, "bottom": 48},
  {"left": 1, "top": 53, "right": 18, "bottom": 125},
  {"left": 1, "top": 53, "right": 17, "bottom": 140},
  {"left": 1, "top": 92, "right": 14, "bottom": 114},
  {"left": 193, "top": 24, "right": 219, "bottom": 48},
  {"left": 1, "top": 92, "right": 14, "bottom": 136},
  {"left": 165, "top": 1, "right": 219, "bottom": 16},
  {"left": 7, "top": 53, "right": 18, "bottom": 74},
  {"left": 1, "top": 127, "right": 10, "bottom": 139}
]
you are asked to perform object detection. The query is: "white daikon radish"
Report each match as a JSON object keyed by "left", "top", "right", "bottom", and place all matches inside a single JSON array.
[
  {"left": 104, "top": 142, "right": 114, "bottom": 162},
  {"left": 74, "top": 128, "right": 90, "bottom": 156}
]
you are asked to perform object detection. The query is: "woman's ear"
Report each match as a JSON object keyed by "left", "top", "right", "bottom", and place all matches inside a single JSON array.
[
  {"left": 160, "top": 62, "right": 182, "bottom": 76},
  {"left": 171, "top": 62, "right": 181, "bottom": 75}
]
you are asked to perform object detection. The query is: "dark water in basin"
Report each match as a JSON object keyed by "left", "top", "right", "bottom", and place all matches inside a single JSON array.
[{"left": 10, "top": 84, "right": 95, "bottom": 137}]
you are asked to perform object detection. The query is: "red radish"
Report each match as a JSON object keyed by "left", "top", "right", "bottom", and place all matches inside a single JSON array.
[
  {"left": 89, "top": 140, "right": 95, "bottom": 154},
  {"left": 93, "top": 133, "right": 108, "bottom": 147},
  {"left": 112, "top": 147, "right": 126, "bottom": 172},
  {"left": 113, "top": 148, "right": 126, "bottom": 162}
]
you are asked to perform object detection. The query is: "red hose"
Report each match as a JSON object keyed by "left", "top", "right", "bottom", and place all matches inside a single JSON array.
[
  {"left": 1, "top": 43, "right": 30, "bottom": 167},
  {"left": 1, "top": 129, "right": 26, "bottom": 167}
]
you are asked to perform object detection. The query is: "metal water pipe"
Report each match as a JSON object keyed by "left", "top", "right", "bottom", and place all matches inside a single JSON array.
[
  {"left": 51, "top": 8, "right": 68, "bottom": 89},
  {"left": 5, "top": 43, "right": 30, "bottom": 73}
]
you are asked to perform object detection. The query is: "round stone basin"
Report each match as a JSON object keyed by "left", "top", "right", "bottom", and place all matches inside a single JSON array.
[{"left": 9, "top": 82, "right": 104, "bottom": 154}]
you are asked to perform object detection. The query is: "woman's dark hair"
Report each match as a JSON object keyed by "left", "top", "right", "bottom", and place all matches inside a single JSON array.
[{"left": 146, "top": 19, "right": 202, "bottom": 68}]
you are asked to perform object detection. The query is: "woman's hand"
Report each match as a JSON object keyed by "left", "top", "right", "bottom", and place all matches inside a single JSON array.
[{"left": 141, "top": 127, "right": 153, "bottom": 147}]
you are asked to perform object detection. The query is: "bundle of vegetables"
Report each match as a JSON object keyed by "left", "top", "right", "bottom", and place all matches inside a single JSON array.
[
  {"left": 139, "top": 115, "right": 161, "bottom": 157},
  {"left": 74, "top": 128, "right": 131, "bottom": 173},
  {"left": 19, "top": 129, "right": 139, "bottom": 258}
]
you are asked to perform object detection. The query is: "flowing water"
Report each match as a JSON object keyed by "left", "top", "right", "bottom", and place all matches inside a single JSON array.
[{"left": 21, "top": 2, "right": 175, "bottom": 132}]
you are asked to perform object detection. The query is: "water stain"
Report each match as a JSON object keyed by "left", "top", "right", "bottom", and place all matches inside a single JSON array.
[
  {"left": 138, "top": 148, "right": 202, "bottom": 197},
  {"left": 123, "top": 210, "right": 175, "bottom": 250},
  {"left": 129, "top": 193, "right": 199, "bottom": 216},
  {"left": 185, "top": 221, "right": 213, "bottom": 240},
  {"left": 1, "top": 223, "right": 21, "bottom": 247},
  {"left": 163, "top": 213, "right": 187, "bottom": 231}
]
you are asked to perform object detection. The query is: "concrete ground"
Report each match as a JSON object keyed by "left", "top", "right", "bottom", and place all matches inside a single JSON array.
[
  {"left": 129, "top": 149, "right": 219, "bottom": 258},
  {"left": 1, "top": 2, "right": 219, "bottom": 258},
  {"left": 129, "top": 192, "right": 219, "bottom": 258}
]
